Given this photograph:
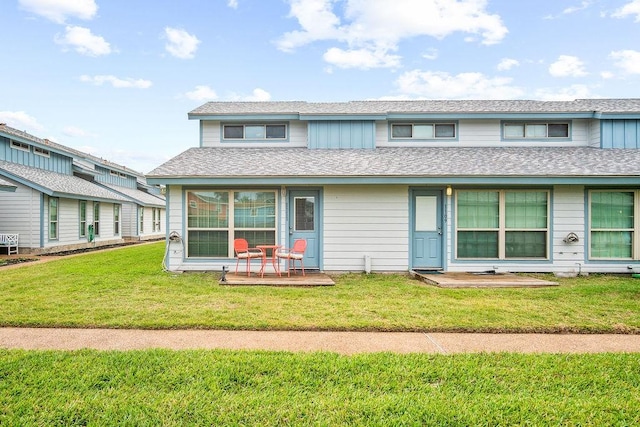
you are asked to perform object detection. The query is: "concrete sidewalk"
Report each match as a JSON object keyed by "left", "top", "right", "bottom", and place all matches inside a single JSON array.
[{"left": 2, "top": 328, "right": 640, "bottom": 354}]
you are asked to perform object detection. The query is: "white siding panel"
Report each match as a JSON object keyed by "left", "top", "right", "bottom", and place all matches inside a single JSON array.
[
  {"left": 201, "top": 120, "right": 307, "bottom": 147},
  {"left": 552, "top": 185, "right": 586, "bottom": 274},
  {"left": 0, "top": 182, "right": 40, "bottom": 249},
  {"left": 323, "top": 185, "right": 409, "bottom": 272},
  {"left": 588, "top": 119, "right": 600, "bottom": 148},
  {"left": 166, "top": 185, "right": 186, "bottom": 270}
]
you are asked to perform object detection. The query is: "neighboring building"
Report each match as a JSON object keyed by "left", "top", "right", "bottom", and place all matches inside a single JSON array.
[
  {"left": 147, "top": 99, "right": 640, "bottom": 275},
  {"left": 0, "top": 124, "right": 165, "bottom": 254}
]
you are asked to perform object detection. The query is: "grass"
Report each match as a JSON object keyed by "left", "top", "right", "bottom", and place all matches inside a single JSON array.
[
  {"left": 1, "top": 349, "right": 639, "bottom": 425},
  {"left": 1, "top": 241, "right": 639, "bottom": 332},
  {"left": 2, "top": 242, "right": 640, "bottom": 424}
]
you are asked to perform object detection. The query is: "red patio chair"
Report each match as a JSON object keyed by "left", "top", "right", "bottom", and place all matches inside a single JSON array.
[
  {"left": 276, "top": 239, "right": 307, "bottom": 277},
  {"left": 234, "top": 238, "right": 263, "bottom": 277}
]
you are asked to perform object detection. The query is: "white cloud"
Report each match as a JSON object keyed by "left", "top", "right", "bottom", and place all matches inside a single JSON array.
[
  {"left": 534, "top": 84, "right": 593, "bottom": 101},
  {"left": 228, "top": 88, "right": 272, "bottom": 102},
  {"left": 612, "top": 0, "right": 640, "bottom": 22},
  {"left": 497, "top": 58, "right": 519, "bottom": 71},
  {"left": 610, "top": 49, "right": 640, "bottom": 74},
  {"left": 548, "top": 55, "right": 588, "bottom": 77},
  {"left": 55, "top": 25, "right": 112, "bottom": 56},
  {"left": 276, "top": 0, "right": 507, "bottom": 69},
  {"left": 394, "top": 70, "right": 524, "bottom": 99},
  {"left": 62, "top": 126, "right": 96, "bottom": 138},
  {"left": 600, "top": 71, "right": 615, "bottom": 79},
  {"left": 19, "top": 0, "right": 97, "bottom": 24},
  {"left": 164, "top": 27, "right": 200, "bottom": 59},
  {"left": 185, "top": 85, "right": 218, "bottom": 101},
  {"left": 80, "top": 75, "right": 153, "bottom": 89},
  {"left": 227, "top": 0, "right": 239, "bottom": 8},
  {"left": 0, "top": 111, "right": 44, "bottom": 132},
  {"left": 422, "top": 48, "right": 438, "bottom": 60},
  {"left": 323, "top": 47, "right": 401, "bottom": 69},
  {"left": 543, "top": 1, "right": 592, "bottom": 19}
]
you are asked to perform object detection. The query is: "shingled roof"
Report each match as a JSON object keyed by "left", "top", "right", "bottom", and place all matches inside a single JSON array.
[
  {"left": 189, "top": 99, "right": 640, "bottom": 116},
  {"left": 0, "top": 160, "right": 129, "bottom": 202},
  {"left": 147, "top": 147, "right": 640, "bottom": 180}
]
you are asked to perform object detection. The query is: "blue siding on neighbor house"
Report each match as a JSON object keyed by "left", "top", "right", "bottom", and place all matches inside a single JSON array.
[
  {"left": 601, "top": 120, "right": 640, "bottom": 148},
  {"left": 94, "top": 166, "right": 137, "bottom": 188},
  {"left": 0, "top": 137, "right": 73, "bottom": 174},
  {"left": 308, "top": 121, "right": 375, "bottom": 149}
]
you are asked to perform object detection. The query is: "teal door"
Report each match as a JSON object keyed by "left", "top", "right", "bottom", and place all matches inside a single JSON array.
[
  {"left": 288, "top": 189, "right": 320, "bottom": 270},
  {"left": 411, "top": 190, "right": 443, "bottom": 269}
]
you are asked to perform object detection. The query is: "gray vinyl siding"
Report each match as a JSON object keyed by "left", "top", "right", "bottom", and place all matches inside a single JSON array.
[
  {"left": 323, "top": 185, "right": 408, "bottom": 272},
  {"left": 200, "top": 120, "right": 307, "bottom": 147},
  {"left": 589, "top": 119, "right": 601, "bottom": 148},
  {"left": 551, "top": 185, "right": 586, "bottom": 274},
  {"left": 121, "top": 203, "right": 137, "bottom": 238},
  {"left": 0, "top": 182, "right": 40, "bottom": 249}
]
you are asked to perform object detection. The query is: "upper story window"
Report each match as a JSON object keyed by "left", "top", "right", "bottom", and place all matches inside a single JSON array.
[
  {"left": 10, "top": 140, "right": 30, "bottom": 151},
  {"left": 223, "top": 124, "right": 287, "bottom": 140},
  {"left": 390, "top": 123, "right": 456, "bottom": 140},
  {"left": 34, "top": 147, "right": 50, "bottom": 157},
  {"left": 503, "top": 122, "right": 570, "bottom": 139}
]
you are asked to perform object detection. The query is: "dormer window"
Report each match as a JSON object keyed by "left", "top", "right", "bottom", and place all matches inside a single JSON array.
[
  {"left": 10, "top": 140, "right": 30, "bottom": 151},
  {"left": 34, "top": 147, "right": 50, "bottom": 157},
  {"left": 503, "top": 122, "right": 570, "bottom": 139},
  {"left": 222, "top": 124, "right": 287, "bottom": 140},
  {"left": 390, "top": 123, "right": 456, "bottom": 140}
]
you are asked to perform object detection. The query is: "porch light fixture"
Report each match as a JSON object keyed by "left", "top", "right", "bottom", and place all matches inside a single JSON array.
[{"left": 446, "top": 186, "right": 452, "bottom": 196}]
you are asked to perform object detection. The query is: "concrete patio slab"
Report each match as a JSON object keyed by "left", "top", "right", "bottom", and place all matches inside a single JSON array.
[
  {"left": 413, "top": 271, "right": 558, "bottom": 288},
  {"left": 221, "top": 272, "right": 335, "bottom": 286}
]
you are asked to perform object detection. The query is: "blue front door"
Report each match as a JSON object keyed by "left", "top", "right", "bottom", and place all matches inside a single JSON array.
[
  {"left": 411, "top": 190, "right": 444, "bottom": 269},
  {"left": 288, "top": 189, "right": 320, "bottom": 270}
]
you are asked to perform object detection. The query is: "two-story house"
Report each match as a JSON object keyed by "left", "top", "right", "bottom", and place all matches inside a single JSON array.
[
  {"left": 147, "top": 99, "right": 640, "bottom": 275},
  {"left": 0, "top": 124, "right": 166, "bottom": 254}
]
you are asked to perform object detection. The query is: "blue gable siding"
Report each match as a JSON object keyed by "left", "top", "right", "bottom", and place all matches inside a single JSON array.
[
  {"left": 0, "top": 136, "right": 73, "bottom": 174},
  {"left": 308, "top": 121, "right": 375, "bottom": 149},
  {"left": 94, "top": 165, "right": 137, "bottom": 188},
  {"left": 601, "top": 120, "right": 640, "bottom": 148}
]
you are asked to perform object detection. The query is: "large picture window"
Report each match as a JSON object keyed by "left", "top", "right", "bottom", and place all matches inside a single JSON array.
[
  {"left": 456, "top": 190, "right": 549, "bottom": 259},
  {"left": 590, "top": 191, "right": 640, "bottom": 259},
  {"left": 186, "top": 190, "right": 276, "bottom": 258}
]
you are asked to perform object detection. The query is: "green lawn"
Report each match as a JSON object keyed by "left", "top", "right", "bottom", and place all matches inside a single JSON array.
[
  {"left": 0, "top": 242, "right": 639, "bottom": 332},
  {"left": 1, "top": 349, "right": 639, "bottom": 425},
  {"left": 2, "top": 242, "right": 640, "bottom": 425}
]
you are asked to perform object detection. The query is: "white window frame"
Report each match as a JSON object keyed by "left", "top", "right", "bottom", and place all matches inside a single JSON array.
[
  {"left": 222, "top": 123, "right": 288, "bottom": 140},
  {"left": 502, "top": 122, "right": 570, "bottom": 139},
  {"left": 49, "top": 197, "right": 59, "bottom": 240},
  {"left": 93, "top": 202, "right": 100, "bottom": 236},
  {"left": 139, "top": 207, "right": 144, "bottom": 234},
  {"left": 588, "top": 189, "right": 640, "bottom": 260},
  {"left": 455, "top": 189, "right": 550, "bottom": 260},
  {"left": 186, "top": 189, "right": 278, "bottom": 258},
  {"left": 390, "top": 122, "right": 456, "bottom": 140},
  {"left": 79, "top": 200, "right": 87, "bottom": 238},
  {"left": 34, "top": 147, "right": 50, "bottom": 157},
  {"left": 10, "top": 140, "right": 30, "bottom": 151},
  {"left": 114, "top": 204, "right": 121, "bottom": 236}
]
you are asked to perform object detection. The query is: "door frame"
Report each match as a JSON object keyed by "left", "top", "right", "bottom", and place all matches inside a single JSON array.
[
  {"left": 286, "top": 188, "right": 323, "bottom": 270},
  {"left": 409, "top": 188, "right": 446, "bottom": 270}
]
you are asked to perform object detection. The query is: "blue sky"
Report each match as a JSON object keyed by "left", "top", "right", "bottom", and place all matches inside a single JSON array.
[{"left": 1, "top": 0, "right": 640, "bottom": 173}]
